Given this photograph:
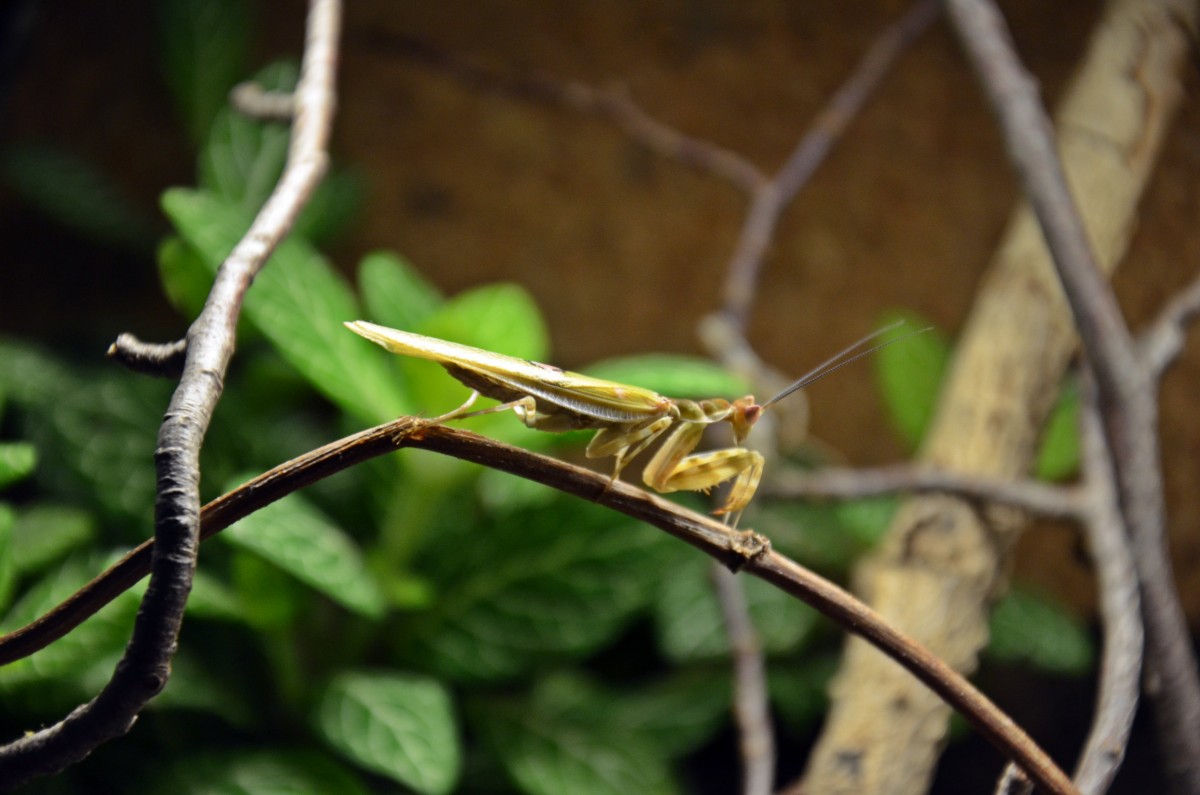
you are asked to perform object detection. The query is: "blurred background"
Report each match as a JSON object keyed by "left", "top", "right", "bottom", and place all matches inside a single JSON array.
[{"left": 0, "top": 1, "right": 1197, "bottom": 793}]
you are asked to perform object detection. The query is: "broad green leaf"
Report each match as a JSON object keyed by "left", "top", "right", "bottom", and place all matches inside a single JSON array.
[
  {"left": 409, "top": 500, "right": 676, "bottom": 681},
  {"left": 769, "top": 653, "right": 838, "bottom": 732},
  {"left": 0, "top": 342, "right": 163, "bottom": 526},
  {"left": 0, "top": 144, "right": 157, "bottom": 254},
  {"left": 654, "top": 553, "right": 818, "bottom": 662},
  {"left": 10, "top": 504, "right": 95, "bottom": 575},
  {"left": 293, "top": 168, "right": 365, "bottom": 245},
  {"left": 410, "top": 283, "right": 548, "bottom": 444},
  {"left": 746, "top": 500, "right": 868, "bottom": 574},
  {"left": 314, "top": 671, "right": 460, "bottom": 795},
  {"left": 157, "top": 235, "right": 213, "bottom": 318},
  {"left": 198, "top": 61, "right": 296, "bottom": 216},
  {"left": 0, "top": 442, "right": 36, "bottom": 490},
  {"left": 483, "top": 701, "right": 677, "bottom": 795},
  {"left": 0, "top": 554, "right": 141, "bottom": 712},
  {"left": 987, "top": 587, "right": 1094, "bottom": 675},
  {"left": 0, "top": 504, "right": 14, "bottom": 613},
  {"left": 158, "top": 0, "right": 251, "bottom": 145},
  {"left": 358, "top": 251, "right": 443, "bottom": 332},
  {"left": 833, "top": 496, "right": 897, "bottom": 548},
  {"left": 147, "top": 749, "right": 371, "bottom": 795},
  {"left": 420, "top": 282, "right": 547, "bottom": 361},
  {"left": 873, "top": 311, "right": 949, "bottom": 449},
  {"left": 531, "top": 670, "right": 730, "bottom": 759},
  {"left": 161, "top": 188, "right": 408, "bottom": 421},
  {"left": 148, "top": 648, "right": 256, "bottom": 727},
  {"left": 222, "top": 484, "right": 386, "bottom": 619},
  {"left": 1035, "top": 380, "right": 1080, "bottom": 480},
  {"left": 584, "top": 355, "right": 749, "bottom": 399}
]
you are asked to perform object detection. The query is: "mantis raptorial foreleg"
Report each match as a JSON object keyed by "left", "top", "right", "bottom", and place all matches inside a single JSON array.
[{"left": 643, "top": 422, "right": 766, "bottom": 519}]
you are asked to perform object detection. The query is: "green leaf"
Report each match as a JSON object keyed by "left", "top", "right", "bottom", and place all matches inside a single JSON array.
[
  {"left": 409, "top": 500, "right": 676, "bottom": 681},
  {"left": 987, "top": 586, "right": 1094, "bottom": 675},
  {"left": 483, "top": 699, "right": 677, "bottom": 795},
  {"left": 0, "top": 554, "right": 141, "bottom": 712},
  {"left": 0, "top": 442, "right": 36, "bottom": 490},
  {"left": 198, "top": 61, "right": 296, "bottom": 216},
  {"left": 410, "top": 283, "right": 548, "bottom": 443},
  {"left": 0, "top": 144, "right": 158, "bottom": 254},
  {"left": 158, "top": 0, "right": 251, "bottom": 145},
  {"left": 358, "top": 251, "right": 443, "bottom": 332},
  {"left": 873, "top": 311, "right": 950, "bottom": 449},
  {"left": 1035, "top": 380, "right": 1080, "bottom": 480},
  {"left": 769, "top": 653, "right": 838, "bottom": 732},
  {"left": 148, "top": 749, "right": 372, "bottom": 795},
  {"left": 0, "top": 504, "right": 15, "bottom": 613},
  {"left": 314, "top": 671, "right": 460, "bottom": 795},
  {"left": 293, "top": 168, "right": 365, "bottom": 246},
  {"left": 10, "top": 504, "right": 96, "bottom": 575},
  {"left": 222, "top": 484, "right": 386, "bottom": 619},
  {"left": 654, "top": 553, "right": 819, "bottom": 662},
  {"left": 161, "top": 188, "right": 408, "bottom": 421},
  {"left": 157, "top": 236, "right": 213, "bottom": 318},
  {"left": 490, "top": 671, "right": 726, "bottom": 761},
  {"left": 0, "top": 342, "right": 163, "bottom": 527},
  {"left": 584, "top": 355, "right": 749, "bottom": 399}
]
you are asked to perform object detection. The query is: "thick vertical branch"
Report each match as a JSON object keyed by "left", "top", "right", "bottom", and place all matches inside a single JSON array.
[
  {"left": 801, "top": 1, "right": 1197, "bottom": 793},
  {"left": 0, "top": 0, "right": 342, "bottom": 787}
]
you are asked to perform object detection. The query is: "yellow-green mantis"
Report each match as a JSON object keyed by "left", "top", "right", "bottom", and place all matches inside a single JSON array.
[{"left": 345, "top": 319, "right": 912, "bottom": 521}]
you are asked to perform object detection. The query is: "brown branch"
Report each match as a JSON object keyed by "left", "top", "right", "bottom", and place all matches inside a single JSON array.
[
  {"left": 767, "top": 464, "right": 1083, "bottom": 520},
  {"left": 105, "top": 334, "right": 188, "bottom": 378},
  {"left": 371, "top": 32, "right": 766, "bottom": 194},
  {"left": 0, "top": 0, "right": 342, "bottom": 787},
  {"left": 711, "top": 563, "right": 775, "bottom": 795},
  {"left": 721, "top": 0, "right": 941, "bottom": 330},
  {"left": 0, "top": 417, "right": 1080, "bottom": 795},
  {"left": 945, "top": 1, "right": 1200, "bottom": 791}
]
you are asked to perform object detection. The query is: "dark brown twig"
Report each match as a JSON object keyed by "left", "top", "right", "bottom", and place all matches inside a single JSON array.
[
  {"left": 711, "top": 563, "right": 775, "bottom": 795},
  {"left": 995, "top": 764, "right": 1034, "bottom": 795},
  {"left": 106, "top": 334, "right": 188, "bottom": 378},
  {"left": 945, "top": 1, "right": 1200, "bottom": 790},
  {"left": 0, "top": 0, "right": 342, "bottom": 787},
  {"left": 0, "top": 418, "right": 1079, "bottom": 795}
]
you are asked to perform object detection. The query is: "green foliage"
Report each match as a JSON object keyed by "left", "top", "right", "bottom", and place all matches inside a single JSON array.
[
  {"left": 0, "top": 442, "right": 36, "bottom": 490},
  {"left": 584, "top": 355, "right": 749, "bottom": 399},
  {"left": 313, "top": 671, "right": 461, "bottom": 794},
  {"left": 987, "top": 587, "right": 1095, "bottom": 676},
  {"left": 0, "top": 144, "right": 159, "bottom": 254},
  {"left": 158, "top": 0, "right": 251, "bottom": 145},
  {"left": 1035, "top": 379, "right": 1081, "bottom": 480},
  {"left": 148, "top": 749, "right": 372, "bottom": 795}
]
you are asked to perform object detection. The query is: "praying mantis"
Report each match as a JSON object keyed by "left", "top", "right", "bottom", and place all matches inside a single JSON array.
[{"left": 345, "top": 319, "right": 913, "bottom": 521}]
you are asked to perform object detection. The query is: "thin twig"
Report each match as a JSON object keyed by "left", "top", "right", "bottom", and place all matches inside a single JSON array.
[
  {"left": 230, "top": 81, "right": 297, "bottom": 121},
  {"left": 373, "top": 33, "right": 766, "bottom": 194},
  {"left": 1071, "top": 370, "right": 1144, "bottom": 794},
  {"left": 721, "top": 0, "right": 941, "bottom": 330},
  {"left": 767, "top": 464, "right": 1083, "bottom": 520},
  {"left": 0, "top": 417, "right": 1079, "bottom": 795},
  {"left": 1141, "top": 269, "right": 1200, "bottom": 378},
  {"left": 945, "top": 2, "right": 1200, "bottom": 791},
  {"left": 711, "top": 563, "right": 775, "bottom": 795},
  {"left": 106, "top": 334, "right": 188, "bottom": 378},
  {"left": 0, "top": 0, "right": 342, "bottom": 787},
  {"left": 994, "top": 763, "right": 1034, "bottom": 795}
]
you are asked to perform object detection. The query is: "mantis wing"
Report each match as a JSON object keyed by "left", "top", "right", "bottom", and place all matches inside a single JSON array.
[{"left": 345, "top": 321, "right": 671, "bottom": 423}]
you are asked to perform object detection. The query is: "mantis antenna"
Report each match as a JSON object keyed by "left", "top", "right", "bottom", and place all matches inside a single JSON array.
[{"left": 760, "top": 320, "right": 932, "bottom": 410}]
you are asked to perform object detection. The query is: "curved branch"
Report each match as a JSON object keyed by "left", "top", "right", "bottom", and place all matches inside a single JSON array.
[
  {"left": 0, "top": 419, "right": 1078, "bottom": 795},
  {"left": 0, "top": 0, "right": 342, "bottom": 787}
]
